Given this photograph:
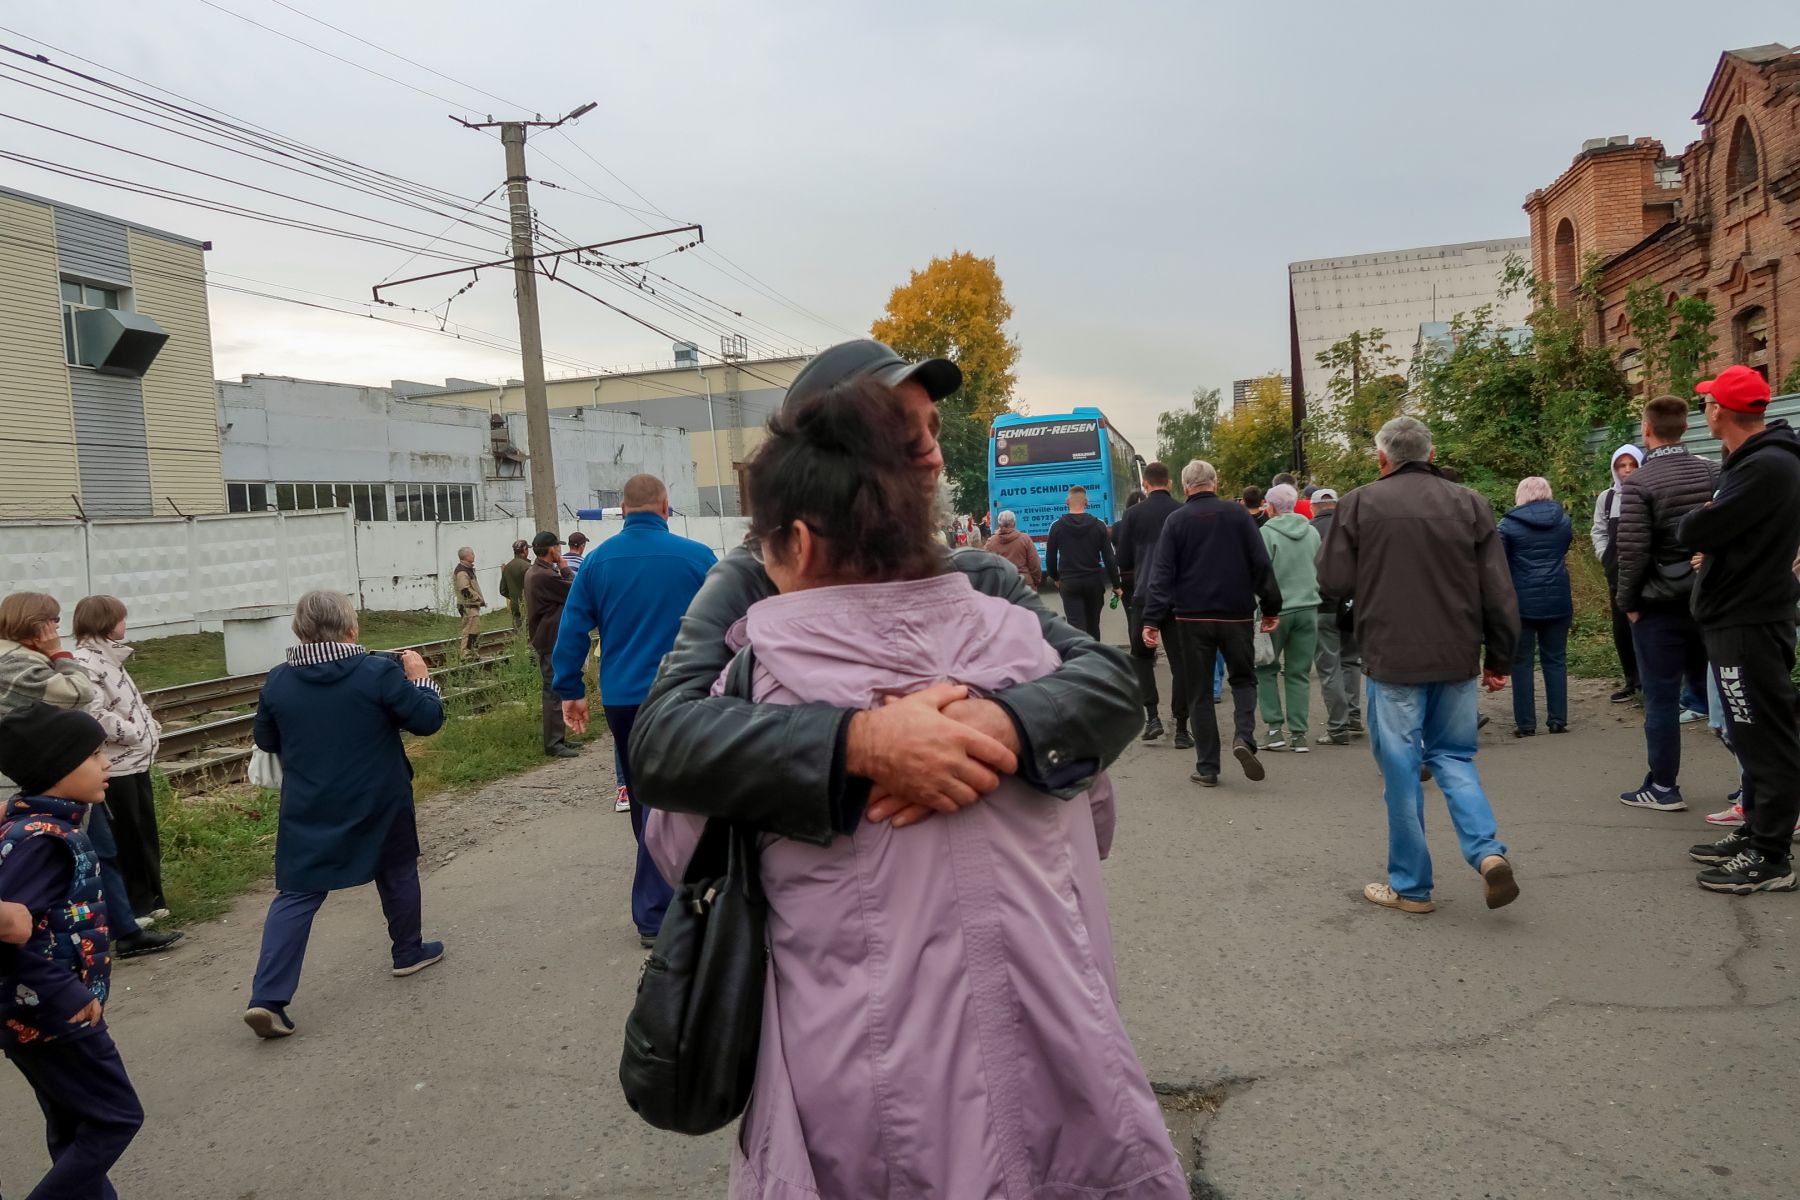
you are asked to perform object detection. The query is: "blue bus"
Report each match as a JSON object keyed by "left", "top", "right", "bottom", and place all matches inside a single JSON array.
[{"left": 987, "top": 408, "right": 1140, "bottom": 568}]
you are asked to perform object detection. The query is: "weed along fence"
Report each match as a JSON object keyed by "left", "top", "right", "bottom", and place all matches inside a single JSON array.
[{"left": 0, "top": 510, "right": 751, "bottom": 638}]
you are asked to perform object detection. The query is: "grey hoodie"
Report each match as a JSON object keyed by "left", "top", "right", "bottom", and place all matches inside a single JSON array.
[{"left": 1589, "top": 442, "right": 1644, "bottom": 561}]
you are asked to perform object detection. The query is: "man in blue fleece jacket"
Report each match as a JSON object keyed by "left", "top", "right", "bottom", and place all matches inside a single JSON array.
[{"left": 552, "top": 474, "right": 717, "bottom": 944}]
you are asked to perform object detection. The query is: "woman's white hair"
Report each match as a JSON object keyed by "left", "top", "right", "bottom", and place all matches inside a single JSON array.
[
  {"left": 291, "top": 590, "right": 357, "bottom": 644},
  {"left": 997, "top": 510, "right": 1017, "bottom": 529},
  {"left": 1266, "top": 483, "right": 1298, "bottom": 514}
]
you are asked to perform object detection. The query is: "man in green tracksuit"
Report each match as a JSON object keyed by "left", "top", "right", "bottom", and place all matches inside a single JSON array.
[{"left": 1257, "top": 483, "right": 1322, "bottom": 750}]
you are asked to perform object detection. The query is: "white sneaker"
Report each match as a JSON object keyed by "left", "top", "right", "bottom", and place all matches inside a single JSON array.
[
  {"left": 1263, "top": 728, "right": 1288, "bottom": 751},
  {"left": 1679, "top": 709, "right": 1706, "bottom": 724},
  {"left": 1705, "top": 801, "right": 1746, "bottom": 828},
  {"left": 614, "top": 785, "right": 631, "bottom": 814},
  {"left": 1292, "top": 742, "right": 1310, "bottom": 753}
]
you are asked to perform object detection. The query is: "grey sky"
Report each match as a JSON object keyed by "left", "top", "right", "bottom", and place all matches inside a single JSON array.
[{"left": 4, "top": 2, "right": 1793, "bottom": 455}]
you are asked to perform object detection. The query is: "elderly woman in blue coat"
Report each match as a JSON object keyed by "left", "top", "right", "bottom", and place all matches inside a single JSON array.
[
  {"left": 1500, "top": 477, "right": 1575, "bottom": 737},
  {"left": 242, "top": 591, "right": 447, "bottom": 1039}
]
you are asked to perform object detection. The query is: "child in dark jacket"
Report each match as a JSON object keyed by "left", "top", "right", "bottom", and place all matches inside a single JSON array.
[{"left": 0, "top": 701, "right": 145, "bottom": 1197}]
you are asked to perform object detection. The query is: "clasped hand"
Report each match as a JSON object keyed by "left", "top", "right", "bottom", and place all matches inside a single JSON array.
[{"left": 850, "top": 684, "right": 1020, "bottom": 829}]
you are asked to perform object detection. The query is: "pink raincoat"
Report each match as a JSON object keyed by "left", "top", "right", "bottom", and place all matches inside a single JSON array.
[{"left": 646, "top": 572, "right": 1184, "bottom": 1199}]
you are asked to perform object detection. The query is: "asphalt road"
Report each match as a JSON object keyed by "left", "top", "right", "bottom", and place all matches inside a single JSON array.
[{"left": 2, "top": 602, "right": 1794, "bottom": 1199}]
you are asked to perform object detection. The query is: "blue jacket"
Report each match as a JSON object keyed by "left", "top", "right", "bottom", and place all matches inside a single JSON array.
[
  {"left": 254, "top": 653, "right": 445, "bottom": 893},
  {"left": 550, "top": 513, "right": 718, "bottom": 707},
  {"left": 0, "top": 795, "right": 109, "bottom": 1045},
  {"left": 1499, "top": 499, "right": 1573, "bottom": 621}
]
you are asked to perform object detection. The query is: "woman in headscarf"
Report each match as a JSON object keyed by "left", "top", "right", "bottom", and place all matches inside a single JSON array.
[
  {"left": 1591, "top": 444, "right": 1644, "bottom": 703},
  {"left": 1502, "top": 477, "right": 1574, "bottom": 736}
]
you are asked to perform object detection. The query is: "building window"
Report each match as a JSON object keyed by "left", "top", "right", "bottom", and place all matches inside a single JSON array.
[
  {"left": 1619, "top": 348, "right": 1645, "bottom": 398},
  {"left": 59, "top": 279, "right": 121, "bottom": 366},
  {"left": 390, "top": 483, "right": 473, "bottom": 521},
  {"left": 594, "top": 489, "right": 621, "bottom": 510},
  {"left": 227, "top": 482, "right": 271, "bottom": 513},
  {"left": 1728, "top": 117, "right": 1759, "bottom": 193},
  {"left": 1736, "top": 307, "right": 1770, "bottom": 380},
  {"left": 1553, "top": 219, "right": 1577, "bottom": 307}
]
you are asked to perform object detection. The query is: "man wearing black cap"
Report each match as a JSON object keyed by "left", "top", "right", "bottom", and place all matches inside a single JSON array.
[
  {"left": 523, "top": 532, "right": 578, "bottom": 759},
  {"left": 1679, "top": 366, "right": 1800, "bottom": 894},
  {"left": 0, "top": 703, "right": 145, "bottom": 1197},
  {"left": 630, "top": 339, "right": 1140, "bottom": 839}
]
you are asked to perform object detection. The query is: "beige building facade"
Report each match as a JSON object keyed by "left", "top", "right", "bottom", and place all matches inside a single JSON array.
[
  {"left": 0, "top": 186, "right": 223, "bottom": 518},
  {"left": 401, "top": 353, "right": 805, "bottom": 517}
]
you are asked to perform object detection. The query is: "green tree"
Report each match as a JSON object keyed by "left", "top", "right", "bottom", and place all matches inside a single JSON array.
[
  {"left": 1210, "top": 384, "right": 1292, "bottom": 496},
  {"left": 1155, "top": 385, "right": 1220, "bottom": 466},
  {"left": 1304, "top": 330, "right": 1405, "bottom": 489},
  {"left": 1782, "top": 356, "right": 1800, "bottom": 396},
  {"left": 871, "top": 251, "right": 1020, "bottom": 511},
  {"left": 1623, "top": 282, "right": 1717, "bottom": 402}
]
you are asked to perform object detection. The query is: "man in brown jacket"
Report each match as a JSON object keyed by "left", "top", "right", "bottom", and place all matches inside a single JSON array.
[
  {"left": 1316, "top": 416, "right": 1521, "bottom": 916},
  {"left": 523, "top": 532, "right": 577, "bottom": 758},
  {"left": 452, "top": 547, "right": 484, "bottom": 653},
  {"left": 984, "top": 510, "right": 1042, "bottom": 589}
]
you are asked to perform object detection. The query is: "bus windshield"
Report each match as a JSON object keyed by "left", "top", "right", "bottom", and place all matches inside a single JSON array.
[{"left": 993, "top": 419, "right": 1101, "bottom": 468}]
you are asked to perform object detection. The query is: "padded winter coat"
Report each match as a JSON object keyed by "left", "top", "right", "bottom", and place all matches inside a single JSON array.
[
  {"left": 1499, "top": 499, "right": 1573, "bottom": 621},
  {"left": 1613, "top": 444, "right": 1718, "bottom": 613}
]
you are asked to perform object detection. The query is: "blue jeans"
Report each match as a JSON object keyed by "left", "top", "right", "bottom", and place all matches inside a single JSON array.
[
  {"left": 1213, "top": 651, "right": 1225, "bottom": 701},
  {"left": 1511, "top": 616, "right": 1570, "bottom": 731},
  {"left": 1367, "top": 678, "right": 1506, "bottom": 901},
  {"left": 1630, "top": 609, "right": 1708, "bottom": 789}
]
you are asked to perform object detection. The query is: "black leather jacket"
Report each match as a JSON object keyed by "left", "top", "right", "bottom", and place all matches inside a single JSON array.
[{"left": 628, "top": 542, "right": 1140, "bottom": 846}]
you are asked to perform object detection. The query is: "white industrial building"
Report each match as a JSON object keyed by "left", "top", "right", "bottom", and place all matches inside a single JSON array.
[
  {"left": 218, "top": 374, "right": 700, "bottom": 524},
  {"left": 1287, "top": 238, "right": 1531, "bottom": 407}
]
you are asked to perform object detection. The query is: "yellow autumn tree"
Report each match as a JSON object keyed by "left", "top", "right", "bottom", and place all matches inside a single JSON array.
[
  {"left": 1211, "top": 374, "right": 1293, "bottom": 495},
  {"left": 872, "top": 251, "right": 1020, "bottom": 509}
]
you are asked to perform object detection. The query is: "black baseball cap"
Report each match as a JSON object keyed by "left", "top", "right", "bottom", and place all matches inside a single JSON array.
[
  {"left": 783, "top": 339, "right": 962, "bottom": 414},
  {"left": 531, "top": 531, "right": 563, "bottom": 554}
]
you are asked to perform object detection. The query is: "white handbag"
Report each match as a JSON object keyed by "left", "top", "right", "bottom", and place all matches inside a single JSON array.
[
  {"left": 1252, "top": 607, "right": 1275, "bottom": 667},
  {"left": 248, "top": 747, "right": 283, "bottom": 790}
]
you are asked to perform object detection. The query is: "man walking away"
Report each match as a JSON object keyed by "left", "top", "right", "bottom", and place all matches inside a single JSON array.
[
  {"left": 1257, "top": 484, "right": 1321, "bottom": 752},
  {"left": 523, "top": 532, "right": 578, "bottom": 760},
  {"left": 1590, "top": 446, "right": 1644, "bottom": 702},
  {"left": 1114, "top": 463, "right": 1189, "bottom": 744},
  {"left": 452, "top": 547, "right": 484, "bottom": 653},
  {"left": 1311, "top": 489, "right": 1363, "bottom": 744},
  {"left": 1679, "top": 366, "right": 1800, "bottom": 894},
  {"left": 1614, "top": 395, "right": 1717, "bottom": 813},
  {"left": 985, "top": 510, "right": 1043, "bottom": 589},
  {"left": 553, "top": 475, "right": 716, "bottom": 946},
  {"left": 1317, "top": 417, "right": 1521, "bottom": 915},
  {"left": 1142, "top": 460, "right": 1280, "bottom": 787},
  {"left": 499, "top": 539, "right": 530, "bottom": 631},
  {"left": 1045, "top": 486, "right": 1119, "bottom": 639}
]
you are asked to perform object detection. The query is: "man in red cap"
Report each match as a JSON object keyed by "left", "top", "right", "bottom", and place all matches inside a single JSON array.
[{"left": 1680, "top": 365, "right": 1800, "bottom": 893}]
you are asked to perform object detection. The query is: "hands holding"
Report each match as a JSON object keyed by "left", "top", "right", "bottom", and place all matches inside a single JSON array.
[
  {"left": 23, "top": 619, "right": 61, "bottom": 657},
  {"left": 400, "top": 650, "right": 429, "bottom": 682},
  {"left": 850, "top": 684, "right": 1019, "bottom": 829}
]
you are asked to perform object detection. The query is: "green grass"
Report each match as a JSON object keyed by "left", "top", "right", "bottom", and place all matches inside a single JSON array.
[
  {"left": 152, "top": 643, "right": 593, "bottom": 925},
  {"left": 128, "top": 608, "right": 516, "bottom": 691},
  {"left": 1566, "top": 553, "right": 1621, "bottom": 681}
]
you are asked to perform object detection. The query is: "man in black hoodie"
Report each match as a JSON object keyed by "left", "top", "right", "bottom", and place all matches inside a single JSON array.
[
  {"left": 1113, "top": 462, "right": 1188, "bottom": 744},
  {"left": 1678, "top": 366, "right": 1800, "bottom": 894},
  {"left": 1045, "top": 486, "right": 1120, "bottom": 639}
]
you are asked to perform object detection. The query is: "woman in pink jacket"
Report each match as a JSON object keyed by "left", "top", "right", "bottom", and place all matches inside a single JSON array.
[{"left": 646, "top": 379, "right": 1183, "bottom": 1199}]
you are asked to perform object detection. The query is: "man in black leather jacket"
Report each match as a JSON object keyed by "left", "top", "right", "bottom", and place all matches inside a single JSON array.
[
  {"left": 1614, "top": 395, "right": 1718, "bottom": 814},
  {"left": 628, "top": 340, "right": 1140, "bottom": 844}
]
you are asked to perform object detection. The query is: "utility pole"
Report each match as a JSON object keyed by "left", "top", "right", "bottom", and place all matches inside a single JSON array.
[{"left": 455, "top": 104, "right": 595, "bottom": 533}]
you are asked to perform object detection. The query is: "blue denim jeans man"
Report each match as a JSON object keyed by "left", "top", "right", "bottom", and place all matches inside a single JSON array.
[{"left": 1367, "top": 678, "right": 1507, "bottom": 902}]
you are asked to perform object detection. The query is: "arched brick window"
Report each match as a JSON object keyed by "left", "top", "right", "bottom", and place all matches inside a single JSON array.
[
  {"left": 1553, "top": 219, "right": 1577, "bottom": 306},
  {"left": 1735, "top": 306, "right": 1769, "bottom": 380},
  {"left": 1728, "top": 117, "right": 1760, "bottom": 192},
  {"left": 1619, "top": 348, "right": 1645, "bottom": 397}
]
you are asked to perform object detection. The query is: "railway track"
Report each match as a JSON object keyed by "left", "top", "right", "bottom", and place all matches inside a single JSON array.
[{"left": 147, "top": 628, "right": 519, "bottom": 795}]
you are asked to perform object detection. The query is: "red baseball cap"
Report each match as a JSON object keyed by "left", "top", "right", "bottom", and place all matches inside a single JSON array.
[{"left": 1696, "top": 364, "right": 1772, "bottom": 413}]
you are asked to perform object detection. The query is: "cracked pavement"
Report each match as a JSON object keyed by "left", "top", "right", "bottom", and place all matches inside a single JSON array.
[{"left": 2, "top": 604, "right": 1792, "bottom": 1198}]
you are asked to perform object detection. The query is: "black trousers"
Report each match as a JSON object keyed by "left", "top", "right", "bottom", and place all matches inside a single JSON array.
[
  {"left": 535, "top": 652, "right": 569, "bottom": 753},
  {"left": 1604, "top": 562, "right": 1639, "bottom": 688},
  {"left": 5, "top": 1030, "right": 144, "bottom": 1199},
  {"left": 1176, "top": 620, "right": 1257, "bottom": 775},
  {"left": 1060, "top": 580, "right": 1106, "bottom": 640},
  {"left": 1128, "top": 603, "right": 1189, "bottom": 723},
  {"left": 103, "top": 770, "right": 164, "bottom": 916},
  {"left": 1704, "top": 620, "right": 1800, "bottom": 861}
]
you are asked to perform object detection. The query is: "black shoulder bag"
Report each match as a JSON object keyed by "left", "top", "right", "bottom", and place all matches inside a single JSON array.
[{"left": 619, "top": 647, "right": 767, "bottom": 1135}]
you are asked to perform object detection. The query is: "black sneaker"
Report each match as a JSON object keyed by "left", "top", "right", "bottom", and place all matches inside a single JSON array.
[
  {"left": 1142, "top": 715, "right": 1165, "bottom": 742},
  {"left": 1689, "top": 830, "right": 1753, "bottom": 865},
  {"left": 1696, "top": 850, "right": 1798, "bottom": 894},
  {"left": 1232, "top": 739, "right": 1265, "bottom": 782},
  {"left": 1348, "top": 717, "right": 1365, "bottom": 734},
  {"left": 1609, "top": 685, "right": 1638, "bottom": 704},
  {"left": 1172, "top": 728, "right": 1194, "bottom": 751},
  {"left": 115, "top": 929, "right": 183, "bottom": 959},
  {"left": 1189, "top": 770, "right": 1218, "bottom": 788},
  {"left": 546, "top": 744, "right": 579, "bottom": 759}
]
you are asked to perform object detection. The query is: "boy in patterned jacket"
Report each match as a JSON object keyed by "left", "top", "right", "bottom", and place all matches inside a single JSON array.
[{"left": 0, "top": 701, "right": 144, "bottom": 1196}]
